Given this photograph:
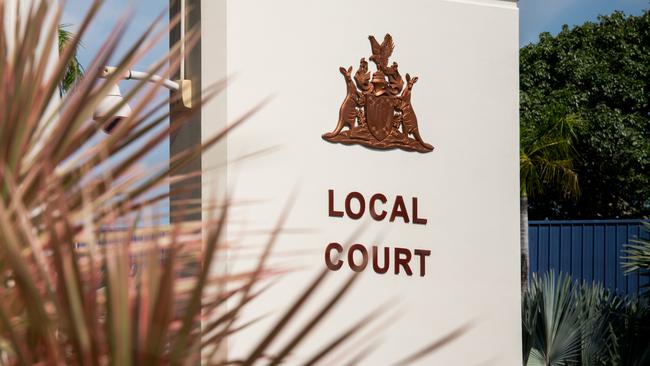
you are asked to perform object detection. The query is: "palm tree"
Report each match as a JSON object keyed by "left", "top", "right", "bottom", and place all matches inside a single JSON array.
[
  {"left": 520, "top": 106, "right": 581, "bottom": 291},
  {"left": 58, "top": 24, "right": 83, "bottom": 92}
]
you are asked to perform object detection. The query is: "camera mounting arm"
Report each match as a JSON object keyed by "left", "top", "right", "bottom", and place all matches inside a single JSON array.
[{"left": 101, "top": 66, "right": 192, "bottom": 108}]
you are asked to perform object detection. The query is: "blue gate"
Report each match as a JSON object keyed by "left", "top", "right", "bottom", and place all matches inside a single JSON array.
[{"left": 528, "top": 220, "right": 649, "bottom": 296}]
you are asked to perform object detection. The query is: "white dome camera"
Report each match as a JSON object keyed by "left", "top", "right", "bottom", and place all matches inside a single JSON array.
[{"left": 93, "top": 84, "right": 132, "bottom": 133}]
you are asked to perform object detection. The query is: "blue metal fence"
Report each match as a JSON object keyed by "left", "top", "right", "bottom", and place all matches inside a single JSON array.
[{"left": 528, "top": 220, "right": 649, "bottom": 296}]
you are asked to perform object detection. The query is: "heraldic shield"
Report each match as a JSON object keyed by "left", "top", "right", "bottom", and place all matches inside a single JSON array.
[{"left": 365, "top": 94, "right": 396, "bottom": 141}]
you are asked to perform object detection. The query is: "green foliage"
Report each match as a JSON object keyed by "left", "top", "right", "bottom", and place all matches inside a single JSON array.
[
  {"left": 623, "top": 222, "right": 650, "bottom": 296},
  {"left": 521, "top": 10, "right": 650, "bottom": 219},
  {"left": 522, "top": 281, "right": 539, "bottom": 365},
  {"left": 520, "top": 104, "right": 581, "bottom": 199},
  {"left": 606, "top": 297, "right": 650, "bottom": 366},
  {"left": 58, "top": 24, "right": 83, "bottom": 93},
  {"left": 524, "top": 273, "right": 582, "bottom": 366},
  {"left": 523, "top": 272, "right": 650, "bottom": 365}
]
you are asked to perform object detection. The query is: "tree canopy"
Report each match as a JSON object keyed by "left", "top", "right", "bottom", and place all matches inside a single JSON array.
[{"left": 521, "top": 10, "right": 650, "bottom": 219}]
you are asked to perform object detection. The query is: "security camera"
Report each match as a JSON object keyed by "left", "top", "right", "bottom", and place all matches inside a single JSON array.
[
  {"left": 93, "top": 84, "right": 132, "bottom": 133},
  {"left": 94, "top": 66, "right": 191, "bottom": 133}
]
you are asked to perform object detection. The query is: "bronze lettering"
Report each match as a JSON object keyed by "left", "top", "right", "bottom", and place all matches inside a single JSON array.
[
  {"left": 345, "top": 191, "right": 365, "bottom": 220},
  {"left": 326, "top": 190, "right": 430, "bottom": 278},
  {"left": 329, "top": 190, "right": 427, "bottom": 225},
  {"left": 325, "top": 244, "right": 428, "bottom": 277},
  {"left": 390, "top": 195, "right": 410, "bottom": 223},
  {"left": 372, "top": 246, "right": 390, "bottom": 274},
  {"left": 394, "top": 247, "right": 413, "bottom": 276},
  {"left": 369, "top": 193, "right": 387, "bottom": 221},
  {"left": 328, "top": 189, "right": 344, "bottom": 218},
  {"left": 325, "top": 242, "right": 344, "bottom": 271},
  {"left": 348, "top": 244, "right": 369, "bottom": 272},
  {"left": 412, "top": 197, "right": 427, "bottom": 225},
  {"left": 414, "top": 249, "right": 431, "bottom": 277}
]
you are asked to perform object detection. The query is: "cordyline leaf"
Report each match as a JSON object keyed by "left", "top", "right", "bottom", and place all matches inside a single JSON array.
[
  {"left": 0, "top": 199, "right": 61, "bottom": 361},
  {"left": 9, "top": 2, "right": 59, "bottom": 171},
  {"left": 103, "top": 221, "right": 136, "bottom": 366},
  {"left": 17, "top": 14, "right": 130, "bottom": 207},
  {"left": 341, "top": 340, "right": 382, "bottom": 366},
  {"left": 241, "top": 223, "right": 366, "bottom": 366},
  {"left": 202, "top": 314, "right": 268, "bottom": 361},
  {"left": 174, "top": 194, "right": 295, "bottom": 365},
  {"left": 321, "top": 308, "right": 398, "bottom": 365},
  {"left": 168, "top": 193, "right": 231, "bottom": 364},
  {"left": 199, "top": 282, "right": 275, "bottom": 347},
  {"left": 390, "top": 322, "right": 472, "bottom": 366},
  {"left": 2, "top": 170, "right": 56, "bottom": 294},
  {"left": 269, "top": 273, "right": 360, "bottom": 366},
  {"left": 141, "top": 225, "right": 180, "bottom": 366},
  {"left": 46, "top": 177, "right": 97, "bottom": 365},
  {"left": 300, "top": 303, "right": 392, "bottom": 366},
  {"left": 0, "top": 288, "right": 33, "bottom": 365}
]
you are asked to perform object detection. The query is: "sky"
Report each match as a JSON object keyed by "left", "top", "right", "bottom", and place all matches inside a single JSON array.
[
  {"left": 62, "top": 0, "right": 169, "bottom": 75},
  {"left": 519, "top": 0, "right": 648, "bottom": 45}
]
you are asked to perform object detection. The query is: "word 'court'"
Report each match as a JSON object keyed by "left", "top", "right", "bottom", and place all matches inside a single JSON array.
[{"left": 325, "top": 190, "right": 432, "bottom": 277}]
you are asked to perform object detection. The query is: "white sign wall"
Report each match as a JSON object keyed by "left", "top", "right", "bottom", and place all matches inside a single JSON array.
[{"left": 201, "top": 0, "right": 521, "bottom": 364}]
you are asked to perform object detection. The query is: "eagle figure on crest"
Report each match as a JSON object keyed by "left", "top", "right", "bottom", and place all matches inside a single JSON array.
[
  {"left": 322, "top": 34, "right": 434, "bottom": 153},
  {"left": 369, "top": 34, "right": 394, "bottom": 70}
]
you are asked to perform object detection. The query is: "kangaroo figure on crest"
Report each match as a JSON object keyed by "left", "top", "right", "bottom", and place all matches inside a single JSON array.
[
  {"left": 323, "top": 66, "right": 359, "bottom": 138},
  {"left": 400, "top": 74, "right": 433, "bottom": 150}
]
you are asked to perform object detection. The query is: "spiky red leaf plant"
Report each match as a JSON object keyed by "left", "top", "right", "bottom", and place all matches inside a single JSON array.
[{"left": 0, "top": 1, "right": 469, "bottom": 365}]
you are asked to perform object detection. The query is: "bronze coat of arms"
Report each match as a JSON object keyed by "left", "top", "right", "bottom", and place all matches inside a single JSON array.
[{"left": 322, "top": 34, "right": 434, "bottom": 153}]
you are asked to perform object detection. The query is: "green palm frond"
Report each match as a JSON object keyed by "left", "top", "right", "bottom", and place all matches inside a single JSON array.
[
  {"left": 576, "top": 282, "right": 617, "bottom": 365},
  {"left": 623, "top": 240, "right": 650, "bottom": 274},
  {"left": 58, "top": 24, "right": 84, "bottom": 93},
  {"left": 623, "top": 222, "right": 650, "bottom": 299},
  {"left": 605, "top": 296, "right": 650, "bottom": 366},
  {"left": 523, "top": 271, "right": 650, "bottom": 366},
  {"left": 624, "top": 223, "right": 650, "bottom": 273},
  {"left": 524, "top": 273, "right": 582, "bottom": 366},
  {"left": 520, "top": 106, "right": 582, "bottom": 199}
]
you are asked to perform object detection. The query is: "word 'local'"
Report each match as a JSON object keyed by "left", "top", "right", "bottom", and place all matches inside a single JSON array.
[
  {"left": 328, "top": 190, "right": 427, "bottom": 224},
  {"left": 326, "top": 190, "right": 431, "bottom": 277}
]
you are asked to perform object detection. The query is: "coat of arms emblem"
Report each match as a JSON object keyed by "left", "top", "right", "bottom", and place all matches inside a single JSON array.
[{"left": 322, "top": 34, "right": 434, "bottom": 153}]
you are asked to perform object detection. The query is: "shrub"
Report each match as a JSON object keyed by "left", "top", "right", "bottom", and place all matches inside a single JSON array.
[{"left": 523, "top": 272, "right": 650, "bottom": 365}]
